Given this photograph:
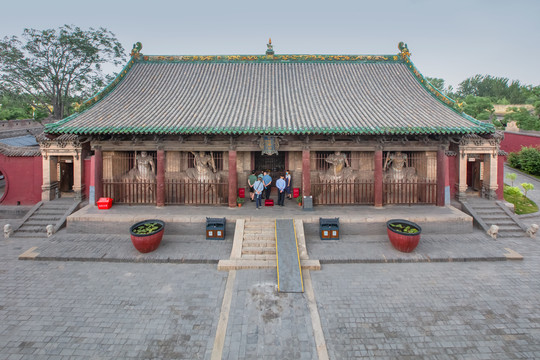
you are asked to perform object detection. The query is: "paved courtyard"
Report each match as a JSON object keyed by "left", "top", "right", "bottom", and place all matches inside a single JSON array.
[{"left": 1, "top": 215, "right": 540, "bottom": 359}]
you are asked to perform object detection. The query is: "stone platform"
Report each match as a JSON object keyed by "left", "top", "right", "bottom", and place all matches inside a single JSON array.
[{"left": 67, "top": 203, "right": 473, "bottom": 236}]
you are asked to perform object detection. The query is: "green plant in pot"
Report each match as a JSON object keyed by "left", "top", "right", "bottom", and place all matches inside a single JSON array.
[
  {"left": 237, "top": 196, "right": 245, "bottom": 207},
  {"left": 296, "top": 192, "right": 303, "bottom": 206}
]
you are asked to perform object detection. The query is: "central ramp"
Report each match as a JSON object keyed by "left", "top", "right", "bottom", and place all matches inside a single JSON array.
[{"left": 275, "top": 219, "right": 304, "bottom": 293}]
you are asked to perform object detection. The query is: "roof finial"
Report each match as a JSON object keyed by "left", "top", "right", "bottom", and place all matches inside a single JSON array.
[
  {"left": 398, "top": 41, "right": 410, "bottom": 58},
  {"left": 266, "top": 38, "right": 274, "bottom": 56},
  {"left": 131, "top": 42, "right": 143, "bottom": 58}
]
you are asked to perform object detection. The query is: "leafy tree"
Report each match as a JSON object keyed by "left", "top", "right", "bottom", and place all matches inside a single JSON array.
[
  {"left": 521, "top": 183, "right": 534, "bottom": 197},
  {"left": 458, "top": 75, "right": 528, "bottom": 103},
  {"left": 425, "top": 77, "right": 445, "bottom": 91},
  {"left": 504, "top": 107, "right": 540, "bottom": 130},
  {"left": 462, "top": 95, "right": 494, "bottom": 120},
  {"left": 0, "top": 25, "right": 125, "bottom": 119},
  {"left": 505, "top": 172, "right": 517, "bottom": 186}
]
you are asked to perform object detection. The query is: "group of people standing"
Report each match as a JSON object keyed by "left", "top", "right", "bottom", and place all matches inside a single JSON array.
[{"left": 247, "top": 170, "right": 292, "bottom": 209}]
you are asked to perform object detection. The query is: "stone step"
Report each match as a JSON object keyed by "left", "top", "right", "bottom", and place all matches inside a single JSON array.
[
  {"left": 241, "top": 254, "right": 277, "bottom": 261},
  {"left": 16, "top": 226, "right": 46, "bottom": 233},
  {"left": 482, "top": 219, "right": 518, "bottom": 226},
  {"left": 12, "top": 233, "right": 46, "bottom": 238},
  {"left": 243, "top": 228, "right": 274, "bottom": 235},
  {"left": 497, "top": 231, "right": 526, "bottom": 238},
  {"left": 34, "top": 210, "right": 66, "bottom": 217},
  {"left": 480, "top": 213, "right": 510, "bottom": 219},
  {"left": 496, "top": 225, "right": 523, "bottom": 232},
  {"left": 242, "top": 239, "right": 275, "bottom": 247},
  {"left": 474, "top": 208, "right": 505, "bottom": 215},
  {"left": 217, "top": 259, "right": 321, "bottom": 271},
  {"left": 242, "top": 235, "right": 275, "bottom": 242},
  {"left": 244, "top": 222, "right": 274, "bottom": 229},
  {"left": 241, "top": 246, "right": 276, "bottom": 255},
  {"left": 25, "top": 220, "right": 57, "bottom": 226},
  {"left": 28, "top": 216, "right": 62, "bottom": 222}
]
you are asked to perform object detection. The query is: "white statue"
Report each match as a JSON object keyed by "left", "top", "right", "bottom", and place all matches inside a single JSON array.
[
  {"left": 190, "top": 151, "right": 216, "bottom": 180},
  {"left": 4, "top": 224, "right": 12, "bottom": 238},
  {"left": 487, "top": 224, "right": 499, "bottom": 239},
  {"left": 46, "top": 224, "right": 54, "bottom": 237},
  {"left": 526, "top": 224, "right": 539, "bottom": 238},
  {"left": 135, "top": 151, "right": 156, "bottom": 181}
]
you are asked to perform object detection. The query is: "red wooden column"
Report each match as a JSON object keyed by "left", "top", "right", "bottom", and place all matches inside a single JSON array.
[
  {"left": 94, "top": 146, "right": 103, "bottom": 205},
  {"left": 228, "top": 150, "right": 237, "bottom": 208},
  {"left": 302, "top": 149, "right": 311, "bottom": 196},
  {"left": 436, "top": 148, "right": 447, "bottom": 206},
  {"left": 156, "top": 149, "right": 165, "bottom": 207},
  {"left": 374, "top": 148, "right": 383, "bottom": 207}
]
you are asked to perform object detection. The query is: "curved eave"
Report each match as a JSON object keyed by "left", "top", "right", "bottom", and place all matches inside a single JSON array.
[
  {"left": 46, "top": 124, "right": 493, "bottom": 137},
  {"left": 401, "top": 54, "right": 495, "bottom": 134}
]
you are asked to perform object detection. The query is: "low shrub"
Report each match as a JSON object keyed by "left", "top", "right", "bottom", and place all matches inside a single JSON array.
[{"left": 507, "top": 146, "right": 540, "bottom": 176}]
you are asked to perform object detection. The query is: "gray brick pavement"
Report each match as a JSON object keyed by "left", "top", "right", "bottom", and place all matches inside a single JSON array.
[
  {"left": 0, "top": 235, "right": 228, "bottom": 359},
  {"left": 311, "top": 260, "right": 540, "bottom": 359},
  {"left": 2, "top": 219, "right": 540, "bottom": 359},
  {"left": 222, "top": 270, "right": 316, "bottom": 360}
]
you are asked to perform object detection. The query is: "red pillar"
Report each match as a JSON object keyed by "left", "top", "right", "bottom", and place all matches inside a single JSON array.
[
  {"left": 94, "top": 147, "right": 103, "bottom": 205},
  {"left": 436, "top": 148, "right": 447, "bottom": 206},
  {"left": 302, "top": 149, "right": 311, "bottom": 196},
  {"left": 228, "top": 150, "right": 237, "bottom": 208},
  {"left": 156, "top": 149, "right": 165, "bottom": 207},
  {"left": 497, "top": 153, "right": 506, "bottom": 200},
  {"left": 374, "top": 149, "right": 383, "bottom": 207}
]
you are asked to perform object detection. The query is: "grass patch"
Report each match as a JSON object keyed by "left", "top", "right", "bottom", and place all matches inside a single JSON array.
[{"left": 504, "top": 185, "right": 539, "bottom": 215}]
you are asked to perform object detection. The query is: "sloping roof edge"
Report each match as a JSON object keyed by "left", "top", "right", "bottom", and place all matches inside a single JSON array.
[{"left": 45, "top": 41, "right": 495, "bottom": 136}]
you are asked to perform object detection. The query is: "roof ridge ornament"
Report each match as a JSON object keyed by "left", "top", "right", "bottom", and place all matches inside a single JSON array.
[
  {"left": 131, "top": 42, "right": 143, "bottom": 58},
  {"left": 266, "top": 38, "right": 274, "bottom": 56},
  {"left": 398, "top": 41, "right": 410, "bottom": 59}
]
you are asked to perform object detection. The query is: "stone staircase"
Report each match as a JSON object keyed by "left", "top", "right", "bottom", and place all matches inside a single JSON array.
[
  {"left": 217, "top": 218, "right": 320, "bottom": 270},
  {"left": 12, "top": 198, "right": 80, "bottom": 238},
  {"left": 240, "top": 219, "right": 277, "bottom": 261},
  {"left": 464, "top": 198, "right": 527, "bottom": 238}
]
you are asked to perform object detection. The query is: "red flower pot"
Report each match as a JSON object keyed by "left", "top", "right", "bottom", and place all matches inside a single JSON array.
[
  {"left": 386, "top": 219, "right": 421, "bottom": 253},
  {"left": 130, "top": 219, "right": 165, "bottom": 253}
]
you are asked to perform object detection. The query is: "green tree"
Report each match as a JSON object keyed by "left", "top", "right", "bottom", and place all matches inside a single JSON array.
[
  {"left": 521, "top": 183, "right": 534, "bottom": 197},
  {"left": 458, "top": 75, "right": 528, "bottom": 103},
  {"left": 0, "top": 25, "right": 125, "bottom": 119},
  {"left": 425, "top": 77, "right": 445, "bottom": 91},
  {"left": 505, "top": 172, "right": 517, "bottom": 186},
  {"left": 504, "top": 107, "right": 540, "bottom": 130},
  {"left": 462, "top": 95, "right": 494, "bottom": 120}
]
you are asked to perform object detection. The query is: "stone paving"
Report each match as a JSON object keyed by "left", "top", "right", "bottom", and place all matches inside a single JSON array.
[{"left": 1, "top": 216, "right": 540, "bottom": 359}]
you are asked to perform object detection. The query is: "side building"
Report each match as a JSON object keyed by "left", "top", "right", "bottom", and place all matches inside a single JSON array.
[{"left": 41, "top": 41, "right": 503, "bottom": 207}]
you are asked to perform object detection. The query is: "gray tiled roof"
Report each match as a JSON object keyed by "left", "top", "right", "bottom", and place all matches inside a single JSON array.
[
  {"left": 47, "top": 61, "right": 492, "bottom": 135},
  {"left": 0, "top": 142, "right": 40, "bottom": 157}
]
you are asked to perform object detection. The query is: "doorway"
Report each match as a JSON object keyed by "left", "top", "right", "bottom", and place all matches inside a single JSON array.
[
  {"left": 466, "top": 158, "right": 482, "bottom": 194},
  {"left": 59, "top": 161, "right": 74, "bottom": 194}
]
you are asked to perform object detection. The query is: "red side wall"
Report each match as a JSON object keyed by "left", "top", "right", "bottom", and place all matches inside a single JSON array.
[
  {"left": 500, "top": 132, "right": 540, "bottom": 153},
  {"left": 0, "top": 155, "right": 42, "bottom": 205}
]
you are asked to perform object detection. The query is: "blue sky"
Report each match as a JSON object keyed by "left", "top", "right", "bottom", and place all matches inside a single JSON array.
[{"left": 2, "top": 0, "right": 539, "bottom": 89}]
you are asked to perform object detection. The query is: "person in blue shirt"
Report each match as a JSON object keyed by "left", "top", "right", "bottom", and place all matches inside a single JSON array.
[
  {"left": 253, "top": 175, "right": 265, "bottom": 210},
  {"left": 276, "top": 173, "right": 286, "bottom": 206},
  {"left": 262, "top": 170, "right": 273, "bottom": 200}
]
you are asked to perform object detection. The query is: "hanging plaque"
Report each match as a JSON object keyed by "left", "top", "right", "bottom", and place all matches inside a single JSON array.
[{"left": 259, "top": 136, "right": 279, "bottom": 155}]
